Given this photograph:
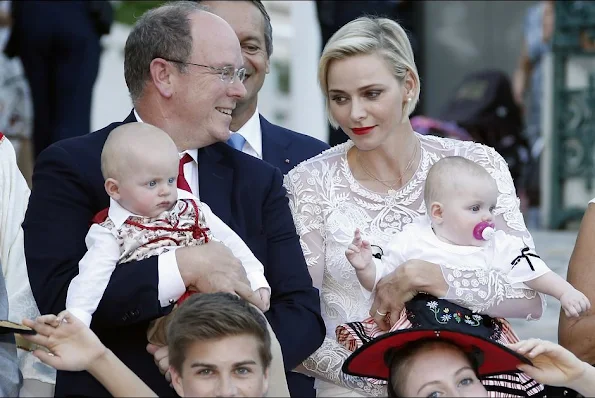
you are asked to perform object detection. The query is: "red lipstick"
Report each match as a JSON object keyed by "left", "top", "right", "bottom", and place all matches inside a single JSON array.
[{"left": 352, "top": 126, "right": 375, "bottom": 135}]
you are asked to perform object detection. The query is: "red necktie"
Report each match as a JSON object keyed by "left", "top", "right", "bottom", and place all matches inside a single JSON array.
[{"left": 177, "top": 153, "right": 194, "bottom": 193}]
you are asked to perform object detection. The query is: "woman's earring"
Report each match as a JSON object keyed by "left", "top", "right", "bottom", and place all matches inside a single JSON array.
[{"left": 407, "top": 97, "right": 412, "bottom": 102}]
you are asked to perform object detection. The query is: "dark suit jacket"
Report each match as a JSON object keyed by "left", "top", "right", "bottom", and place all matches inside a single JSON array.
[
  {"left": 260, "top": 115, "right": 330, "bottom": 175},
  {"left": 23, "top": 111, "right": 325, "bottom": 397},
  {"left": 5, "top": 0, "right": 113, "bottom": 59}
]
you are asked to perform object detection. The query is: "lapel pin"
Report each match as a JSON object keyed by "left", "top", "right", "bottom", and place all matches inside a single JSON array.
[{"left": 285, "top": 159, "right": 290, "bottom": 164}]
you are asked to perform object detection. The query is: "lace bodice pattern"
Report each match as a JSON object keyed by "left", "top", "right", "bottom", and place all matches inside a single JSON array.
[{"left": 284, "top": 134, "right": 544, "bottom": 396}]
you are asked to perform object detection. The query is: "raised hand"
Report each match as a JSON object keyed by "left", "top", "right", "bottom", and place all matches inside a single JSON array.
[
  {"left": 21, "top": 311, "right": 106, "bottom": 372},
  {"left": 345, "top": 228, "right": 373, "bottom": 270},
  {"left": 509, "top": 339, "right": 590, "bottom": 389}
]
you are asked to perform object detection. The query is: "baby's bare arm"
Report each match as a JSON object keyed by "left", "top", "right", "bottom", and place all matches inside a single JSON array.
[
  {"left": 524, "top": 272, "right": 571, "bottom": 300},
  {"left": 355, "top": 265, "right": 377, "bottom": 292},
  {"left": 526, "top": 272, "right": 591, "bottom": 317}
]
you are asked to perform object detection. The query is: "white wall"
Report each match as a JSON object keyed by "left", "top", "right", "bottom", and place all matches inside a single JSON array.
[
  {"left": 91, "top": 23, "right": 133, "bottom": 131},
  {"left": 286, "top": 1, "right": 326, "bottom": 142}
]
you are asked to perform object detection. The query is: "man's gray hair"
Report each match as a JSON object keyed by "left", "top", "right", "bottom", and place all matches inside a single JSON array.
[
  {"left": 198, "top": 0, "right": 273, "bottom": 57},
  {"left": 124, "top": 1, "right": 207, "bottom": 104}
]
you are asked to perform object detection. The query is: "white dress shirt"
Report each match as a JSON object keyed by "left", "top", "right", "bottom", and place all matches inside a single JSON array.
[
  {"left": 66, "top": 189, "right": 269, "bottom": 326},
  {"left": 230, "top": 108, "right": 263, "bottom": 159}
]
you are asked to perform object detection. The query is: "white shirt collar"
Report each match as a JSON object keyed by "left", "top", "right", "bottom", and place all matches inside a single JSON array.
[
  {"left": 418, "top": 215, "right": 483, "bottom": 254},
  {"left": 108, "top": 189, "right": 198, "bottom": 228},
  {"left": 132, "top": 108, "right": 198, "bottom": 163},
  {"left": 233, "top": 108, "right": 262, "bottom": 157}
]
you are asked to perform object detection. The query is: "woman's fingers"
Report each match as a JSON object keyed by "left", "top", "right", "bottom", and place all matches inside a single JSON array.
[{"left": 510, "top": 338, "right": 553, "bottom": 358}]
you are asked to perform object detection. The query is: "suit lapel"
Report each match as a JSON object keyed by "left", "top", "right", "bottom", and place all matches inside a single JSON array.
[
  {"left": 197, "top": 143, "right": 233, "bottom": 225},
  {"left": 260, "top": 115, "right": 292, "bottom": 173}
]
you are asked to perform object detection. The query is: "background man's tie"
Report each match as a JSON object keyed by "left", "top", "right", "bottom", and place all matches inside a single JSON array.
[{"left": 227, "top": 133, "right": 246, "bottom": 151}]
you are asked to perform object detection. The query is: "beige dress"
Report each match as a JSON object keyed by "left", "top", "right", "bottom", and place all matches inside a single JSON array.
[{"left": 284, "top": 134, "right": 545, "bottom": 397}]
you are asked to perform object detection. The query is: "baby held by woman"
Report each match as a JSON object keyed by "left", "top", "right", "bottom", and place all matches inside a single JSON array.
[
  {"left": 339, "top": 156, "right": 590, "bottom": 395},
  {"left": 346, "top": 156, "right": 590, "bottom": 321}
]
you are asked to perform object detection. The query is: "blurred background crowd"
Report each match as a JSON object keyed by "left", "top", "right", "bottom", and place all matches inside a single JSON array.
[{"left": 1, "top": 0, "right": 577, "bottom": 231}]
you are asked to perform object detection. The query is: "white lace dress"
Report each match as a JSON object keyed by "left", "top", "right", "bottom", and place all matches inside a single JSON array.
[{"left": 284, "top": 134, "right": 546, "bottom": 397}]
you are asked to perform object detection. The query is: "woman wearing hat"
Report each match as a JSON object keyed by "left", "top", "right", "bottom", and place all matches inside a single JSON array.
[{"left": 343, "top": 296, "right": 595, "bottom": 397}]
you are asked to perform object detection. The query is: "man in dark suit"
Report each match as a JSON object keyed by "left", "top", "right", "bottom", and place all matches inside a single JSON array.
[
  {"left": 198, "top": 3, "right": 328, "bottom": 396},
  {"left": 6, "top": 0, "right": 113, "bottom": 158},
  {"left": 201, "top": 1, "right": 329, "bottom": 177},
  {"left": 23, "top": 2, "right": 324, "bottom": 397}
]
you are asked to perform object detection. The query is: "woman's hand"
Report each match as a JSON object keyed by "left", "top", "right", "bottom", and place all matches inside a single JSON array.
[
  {"left": 509, "top": 339, "right": 589, "bottom": 388},
  {"left": 370, "top": 259, "right": 447, "bottom": 330},
  {"left": 21, "top": 311, "right": 107, "bottom": 371}
]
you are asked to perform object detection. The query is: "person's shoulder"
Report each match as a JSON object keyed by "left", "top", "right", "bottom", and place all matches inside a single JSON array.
[
  {"left": 286, "top": 141, "right": 351, "bottom": 178},
  {"left": 280, "top": 125, "right": 329, "bottom": 148},
  {"left": 420, "top": 134, "right": 507, "bottom": 167},
  {"left": 41, "top": 121, "right": 123, "bottom": 159},
  {"left": 209, "top": 141, "right": 279, "bottom": 174},
  {"left": 261, "top": 116, "right": 330, "bottom": 152}
]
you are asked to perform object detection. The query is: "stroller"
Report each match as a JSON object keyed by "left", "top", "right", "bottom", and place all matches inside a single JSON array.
[{"left": 414, "top": 69, "right": 531, "bottom": 191}]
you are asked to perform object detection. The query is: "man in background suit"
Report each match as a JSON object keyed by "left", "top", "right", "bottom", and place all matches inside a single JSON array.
[
  {"left": 201, "top": 1, "right": 329, "bottom": 176},
  {"left": 23, "top": 2, "right": 324, "bottom": 396},
  {"left": 6, "top": 0, "right": 113, "bottom": 158}
]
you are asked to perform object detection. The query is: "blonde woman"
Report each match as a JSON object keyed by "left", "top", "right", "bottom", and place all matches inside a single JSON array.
[
  {"left": 0, "top": 133, "right": 55, "bottom": 396},
  {"left": 285, "top": 17, "right": 545, "bottom": 397}
]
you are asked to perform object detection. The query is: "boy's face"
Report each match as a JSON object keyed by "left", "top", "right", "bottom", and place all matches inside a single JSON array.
[
  {"left": 112, "top": 149, "right": 179, "bottom": 218},
  {"left": 432, "top": 175, "right": 498, "bottom": 247},
  {"left": 170, "top": 334, "right": 269, "bottom": 397}
]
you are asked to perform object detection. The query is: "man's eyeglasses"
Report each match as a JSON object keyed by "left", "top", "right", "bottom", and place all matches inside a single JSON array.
[{"left": 159, "top": 57, "right": 246, "bottom": 84}]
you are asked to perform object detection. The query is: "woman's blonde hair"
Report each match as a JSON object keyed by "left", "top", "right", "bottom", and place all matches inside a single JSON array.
[{"left": 318, "top": 17, "right": 421, "bottom": 128}]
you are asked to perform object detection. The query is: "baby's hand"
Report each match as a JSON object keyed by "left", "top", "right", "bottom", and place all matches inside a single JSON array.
[
  {"left": 560, "top": 289, "right": 591, "bottom": 318},
  {"left": 256, "top": 288, "right": 270, "bottom": 312},
  {"left": 345, "top": 228, "right": 373, "bottom": 271}
]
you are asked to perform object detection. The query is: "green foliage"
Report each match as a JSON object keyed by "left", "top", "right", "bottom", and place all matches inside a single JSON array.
[{"left": 114, "top": 1, "right": 168, "bottom": 26}]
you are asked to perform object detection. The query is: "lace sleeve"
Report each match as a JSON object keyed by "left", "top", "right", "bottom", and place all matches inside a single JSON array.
[
  {"left": 300, "top": 338, "right": 387, "bottom": 396},
  {"left": 284, "top": 166, "right": 387, "bottom": 396},
  {"left": 284, "top": 167, "right": 325, "bottom": 291},
  {"left": 448, "top": 142, "right": 545, "bottom": 320},
  {"left": 440, "top": 264, "right": 544, "bottom": 320}
]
